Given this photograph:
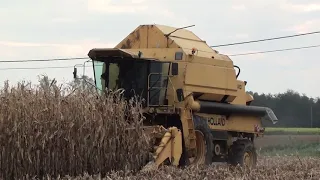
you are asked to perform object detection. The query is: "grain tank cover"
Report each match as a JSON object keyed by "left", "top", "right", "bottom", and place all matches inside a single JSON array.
[{"left": 114, "top": 24, "right": 232, "bottom": 61}]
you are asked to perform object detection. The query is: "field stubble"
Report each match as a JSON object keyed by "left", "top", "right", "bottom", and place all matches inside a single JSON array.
[{"left": 36, "top": 156, "right": 320, "bottom": 180}]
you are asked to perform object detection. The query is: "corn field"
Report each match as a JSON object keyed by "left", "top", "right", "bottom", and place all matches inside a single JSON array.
[
  {"left": 0, "top": 80, "right": 151, "bottom": 179},
  {"left": 0, "top": 79, "right": 319, "bottom": 179}
]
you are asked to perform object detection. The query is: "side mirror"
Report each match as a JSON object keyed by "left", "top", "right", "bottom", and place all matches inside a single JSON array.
[
  {"left": 73, "top": 67, "right": 77, "bottom": 79},
  {"left": 171, "top": 63, "right": 178, "bottom": 75}
]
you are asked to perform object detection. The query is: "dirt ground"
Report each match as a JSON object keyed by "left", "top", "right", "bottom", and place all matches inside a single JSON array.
[{"left": 254, "top": 135, "right": 320, "bottom": 148}]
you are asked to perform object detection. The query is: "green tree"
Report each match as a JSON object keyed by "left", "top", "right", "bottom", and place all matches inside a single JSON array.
[{"left": 248, "top": 89, "right": 318, "bottom": 128}]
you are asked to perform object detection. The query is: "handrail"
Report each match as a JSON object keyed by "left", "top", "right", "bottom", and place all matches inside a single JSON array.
[{"left": 147, "top": 73, "right": 176, "bottom": 107}]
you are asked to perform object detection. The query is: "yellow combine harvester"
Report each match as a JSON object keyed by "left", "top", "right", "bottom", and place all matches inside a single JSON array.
[{"left": 77, "top": 24, "right": 278, "bottom": 170}]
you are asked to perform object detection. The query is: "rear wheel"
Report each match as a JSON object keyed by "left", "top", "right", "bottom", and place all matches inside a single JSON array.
[{"left": 228, "top": 139, "right": 257, "bottom": 169}]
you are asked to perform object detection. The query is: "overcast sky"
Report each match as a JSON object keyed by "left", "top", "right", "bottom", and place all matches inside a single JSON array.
[{"left": 0, "top": 0, "right": 319, "bottom": 97}]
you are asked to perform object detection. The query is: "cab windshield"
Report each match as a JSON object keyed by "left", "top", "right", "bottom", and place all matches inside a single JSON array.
[{"left": 92, "top": 58, "right": 170, "bottom": 106}]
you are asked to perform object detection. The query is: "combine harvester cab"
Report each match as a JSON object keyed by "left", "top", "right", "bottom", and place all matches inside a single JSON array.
[{"left": 83, "top": 24, "right": 278, "bottom": 171}]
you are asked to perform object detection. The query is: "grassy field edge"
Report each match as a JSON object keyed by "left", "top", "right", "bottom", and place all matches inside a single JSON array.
[{"left": 264, "top": 127, "right": 320, "bottom": 135}]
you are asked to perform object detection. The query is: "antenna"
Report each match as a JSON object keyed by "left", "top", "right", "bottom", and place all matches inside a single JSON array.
[{"left": 164, "top": 25, "right": 195, "bottom": 37}]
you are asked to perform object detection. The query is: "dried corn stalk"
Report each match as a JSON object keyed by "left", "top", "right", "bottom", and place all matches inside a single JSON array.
[{"left": 0, "top": 80, "right": 151, "bottom": 179}]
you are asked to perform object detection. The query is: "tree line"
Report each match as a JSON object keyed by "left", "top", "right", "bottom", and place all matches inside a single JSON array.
[{"left": 248, "top": 90, "right": 320, "bottom": 128}]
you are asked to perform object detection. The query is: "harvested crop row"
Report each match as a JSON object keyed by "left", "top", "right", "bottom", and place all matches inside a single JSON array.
[
  {"left": 0, "top": 80, "right": 151, "bottom": 179},
  {"left": 18, "top": 156, "right": 320, "bottom": 180}
]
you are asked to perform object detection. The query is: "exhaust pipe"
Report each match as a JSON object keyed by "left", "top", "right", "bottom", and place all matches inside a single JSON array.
[{"left": 187, "top": 95, "right": 278, "bottom": 124}]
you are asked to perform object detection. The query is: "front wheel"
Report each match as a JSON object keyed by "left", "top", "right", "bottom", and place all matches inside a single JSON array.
[
  {"left": 188, "top": 115, "right": 214, "bottom": 165},
  {"left": 227, "top": 139, "right": 257, "bottom": 169}
]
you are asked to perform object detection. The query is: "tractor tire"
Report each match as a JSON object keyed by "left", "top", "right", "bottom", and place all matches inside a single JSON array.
[
  {"left": 178, "top": 133, "right": 189, "bottom": 167},
  {"left": 190, "top": 115, "right": 214, "bottom": 165},
  {"left": 227, "top": 139, "right": 257, "bottom": 169}
]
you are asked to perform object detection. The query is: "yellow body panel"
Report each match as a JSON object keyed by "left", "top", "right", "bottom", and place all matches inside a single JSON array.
[
  {"left": 230, "top": 80, "right": 249, "bottom": 105},
  {"left": 184, "top": 63, "right": 236, "bottom": 90},
  {"left": 112, "top": 25, "right": 249, "bottom": 106}
]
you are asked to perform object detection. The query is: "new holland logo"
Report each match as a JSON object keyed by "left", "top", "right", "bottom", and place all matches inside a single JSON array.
[{"left": 206, "top": 116, "right": 226, "bottom": 126}]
